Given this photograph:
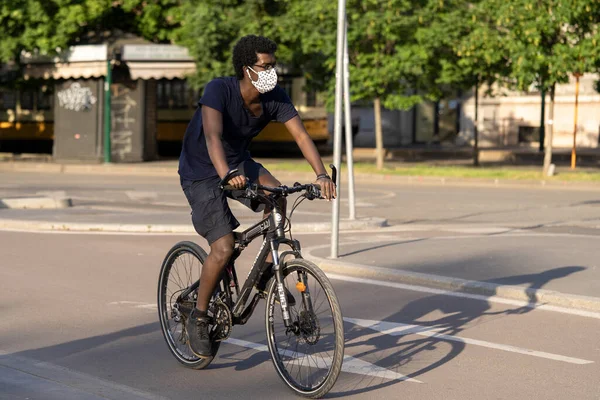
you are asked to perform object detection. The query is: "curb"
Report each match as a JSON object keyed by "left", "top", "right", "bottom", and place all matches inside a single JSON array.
[
  {"left": 305, "top": 251, "right": 600, "bottom": 314},
  {"left": 0, "top": 217, "right": 387, "bottom": 234},
  {"left": 0, "top": 197, "right": 72, "bottom": 209}
]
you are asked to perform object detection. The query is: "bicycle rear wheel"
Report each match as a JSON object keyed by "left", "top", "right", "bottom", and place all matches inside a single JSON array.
[
  {"left": 265, "top": 259, "right": 344, "bottom": 398},
  {"left": 157, "top": 241, "right": 221, "bottom": 369}
]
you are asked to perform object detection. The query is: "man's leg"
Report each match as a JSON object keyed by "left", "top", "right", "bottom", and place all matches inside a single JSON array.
[
  {"left": 181, "top": 177, "right": 239, "bottom": 357},
  {"left": 186, "top": 233, "right": 235, "bottom": 358},
  {"left": 196, "top": 233, "right": 234, "bottom": 312}
]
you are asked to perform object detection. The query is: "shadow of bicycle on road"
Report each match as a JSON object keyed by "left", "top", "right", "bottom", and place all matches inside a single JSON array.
[{"left": 325, "top": 263, "right": 586, "bottom": 398}]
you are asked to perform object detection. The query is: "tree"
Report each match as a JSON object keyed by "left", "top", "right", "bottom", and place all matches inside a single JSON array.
[
  {"left": 0, "top": 1, "right": 181, "bottom": 64},
  {"left": 414, "top": 0, "right": 508, "bottom": 165},
  {"left": 279, "top": 0, "right": 426, "bottom": 169},
  {"left": 478, "top": 0, "right": 600, "bottom": 175},
  {"left": 173, "top": 0, "right": 291, "bottom": 89}
]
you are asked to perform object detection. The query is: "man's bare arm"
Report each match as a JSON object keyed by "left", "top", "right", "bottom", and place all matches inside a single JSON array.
[
  {"left": 202, "top": 106, "right": 245, "bottom": 188},
  {"left": 284, "top": 115, "right": 336, "bottom": 199}
]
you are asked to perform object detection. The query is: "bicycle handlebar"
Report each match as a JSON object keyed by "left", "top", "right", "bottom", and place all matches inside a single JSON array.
[
  {"left": 222, "top": 182, "right": 322, "bottom": 200},
  {"left": 220, "top": 164, "right": 336, "bottom": 201}
]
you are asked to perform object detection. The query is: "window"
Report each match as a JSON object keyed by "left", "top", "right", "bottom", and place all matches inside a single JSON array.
[
  {"left": 279, "top": 78, "right": 293, "bottom": 100},
  {"left": 306, "top": 89, "right": 317, "bottom": 107},
  {"left": 157, "top": 81, "right": 167, "bottom": 108},
  {"left": 20, "top": 91, "right": 34, "bottom": 110},
  {"left": 157, "top": 79, "right": 191, "bottom": 109},
  {"left": 171, "top": 80, "right": 187, "bottom": 109},
  {"left": 36, "top": 87, "right": 53, "bottom": 110},
  {"left": 0, "top": 89, "right": 17, "bottom": 109}
]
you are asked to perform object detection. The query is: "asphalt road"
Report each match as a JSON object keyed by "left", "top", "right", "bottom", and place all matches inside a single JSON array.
[
  {"left": 1, "top": 231, "right": 599, "bottom": 400},
  {"left": 1, "top": 170, "right": 600, "bottom": 399}
]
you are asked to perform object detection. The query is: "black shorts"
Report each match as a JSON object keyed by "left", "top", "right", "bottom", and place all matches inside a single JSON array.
[{"left": 181, "top": 158, "right": 270, "bottom": 245}]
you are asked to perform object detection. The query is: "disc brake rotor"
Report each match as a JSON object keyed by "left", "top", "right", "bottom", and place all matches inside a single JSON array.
[{"left": 299, "top": 310, "right": 321, "bottom": 345}]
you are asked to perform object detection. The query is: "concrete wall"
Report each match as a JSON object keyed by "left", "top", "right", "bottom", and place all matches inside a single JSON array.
[
  {"left": 460, "top": 73, "right": 600, "bottom": 148},
  {"left": 329, "top": 105, "right": 414, "bottom": 147}
]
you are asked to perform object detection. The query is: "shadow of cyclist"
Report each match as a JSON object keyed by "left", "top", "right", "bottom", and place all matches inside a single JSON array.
[{"left": 326, "top": 265, "right": 586, "bottom": 398}]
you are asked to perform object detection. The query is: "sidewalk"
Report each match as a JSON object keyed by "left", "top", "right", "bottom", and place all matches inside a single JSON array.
[
  {"left": 352, "top": 145, "right": 600, "bottom": 167},
  {"left": 1, "top": 156, "right": 600, "bottom": 191}
]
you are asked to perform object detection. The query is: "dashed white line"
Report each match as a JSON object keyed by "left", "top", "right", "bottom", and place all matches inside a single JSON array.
[{"left": 345, "top": 317, "right": 594, "bottom": 365}]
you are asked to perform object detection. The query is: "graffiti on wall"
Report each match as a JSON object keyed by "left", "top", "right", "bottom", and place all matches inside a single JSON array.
[
  {"left": 111, "top": 85, "right": 136, "bottom": 160},
  {"left": 57, "top": 83, "right": 97, "bottom": 112}
]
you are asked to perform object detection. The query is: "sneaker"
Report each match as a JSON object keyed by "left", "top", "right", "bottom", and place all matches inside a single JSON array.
[{"left": 186, "top": 309, "right": 212, "bottom": 358}]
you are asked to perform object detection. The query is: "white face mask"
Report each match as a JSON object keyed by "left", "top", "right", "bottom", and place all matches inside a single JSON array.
[{"left": 246, "top": 66, "right": 278, "bottom": 93}]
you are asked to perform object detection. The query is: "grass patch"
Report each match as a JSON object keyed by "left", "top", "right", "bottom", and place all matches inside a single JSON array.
[{"left": 263, "top": 161, "right": 600, "bottom": 182}]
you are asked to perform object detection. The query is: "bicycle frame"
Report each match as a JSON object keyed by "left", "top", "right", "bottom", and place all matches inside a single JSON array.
[
  {"left": 230, "top": 203, "right": 303, "bottom": 328},
  {"left": 177, "top": 201, "right": 302, "bottom": 329}
]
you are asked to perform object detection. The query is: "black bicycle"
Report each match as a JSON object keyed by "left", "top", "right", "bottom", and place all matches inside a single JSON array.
[{"left": 157, "top": 166, "right": 344, "bottom": 398}]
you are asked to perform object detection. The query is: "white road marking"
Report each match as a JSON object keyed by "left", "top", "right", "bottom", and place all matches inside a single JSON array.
[
  {"left": 105, "top": 302, "right": 419, "bottom": 382},
  {"left": 225, "top": 338, "right": 421, "bottom": 383},
  {"left": 109, "top": 301, "right": 157, "bottom": 310},
  {"left": 325, "top": 273, "right": 600, "bottom": 320},
  {"left": 345, "top": 317, "right": 594, "bottom": 365}
]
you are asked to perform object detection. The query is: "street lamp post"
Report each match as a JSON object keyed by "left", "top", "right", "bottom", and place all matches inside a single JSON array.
[
  {"left": 104, "top": 59, "right": 112, "bottom": 163},
  {"left": 330, "top": 0, "right": 346, "bottom": 258}
]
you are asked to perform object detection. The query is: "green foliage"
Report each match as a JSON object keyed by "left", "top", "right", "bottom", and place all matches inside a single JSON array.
[
  {"left": 0, "top": 0, "right": 181, "bottom": 63},
  {"left": 2, "top": 0, "right": 600, "bottom": 111},
  {"left": 277, "top": 0, "right": 430, "bottom": 111},
  {"left": 475, "top": 0, "right": 600, "bottom": 92},
  {"left": 422, "top": 0, "right": 509, "bottom": 95},
  {"left": 173, "top": 0, "right": 291, "bottom": 89}
]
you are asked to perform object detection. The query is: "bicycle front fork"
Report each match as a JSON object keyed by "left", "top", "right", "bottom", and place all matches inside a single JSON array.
[
  {"left": 271, "top": 240, "right": 314, "bottom": 333},
  {"left": 270, "top": 240, "right": 292, "bottom": 329}
]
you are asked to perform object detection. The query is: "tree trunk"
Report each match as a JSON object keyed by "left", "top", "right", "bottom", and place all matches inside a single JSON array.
[
  {"left": 473, "top": 80, "right": 480, "bottom": 166},
  {"left": 571, "top": 73, "right": 581, "bottom": 169},
  {"left": 374, "top": 97, "right": 384, "bottom": 170},
  {"left": 543, "top": 85, "right": 555, "bottom": 176},
  {"left": 539, "top": 87, "right": 545, "bottom": 152}
]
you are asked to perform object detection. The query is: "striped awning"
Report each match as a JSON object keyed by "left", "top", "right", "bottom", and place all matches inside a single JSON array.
[
  {"left": 23, "top": 61, "right": 107, "bottom": 80},
  {"left": 126, "top": 61, "right": 196, "bottom": 80}
]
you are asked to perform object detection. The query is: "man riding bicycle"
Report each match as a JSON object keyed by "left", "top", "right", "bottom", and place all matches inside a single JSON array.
[{"left": 178, "top": 35, "right": 336, "bottom": 358}]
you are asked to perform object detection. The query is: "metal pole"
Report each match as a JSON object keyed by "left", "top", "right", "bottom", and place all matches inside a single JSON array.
[
  {"left": 330, "top": 0, "right": 346, "bottom": 259},
  {"left": 104, "top": 59, "right": 112, "bottom": 163},
  {"left": 473, "top": 79, "right": 479, "bottom": 166},
  {"left": 571, "top": 73, "right": 581, "bottom": 169},
  {"left": 343, "top": 20, "right": 356, "bottom": 221}
]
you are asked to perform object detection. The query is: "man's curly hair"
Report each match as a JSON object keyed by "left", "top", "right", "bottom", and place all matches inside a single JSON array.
[{"left": 232, "top": 35, "right": 278, "bottom": 80}]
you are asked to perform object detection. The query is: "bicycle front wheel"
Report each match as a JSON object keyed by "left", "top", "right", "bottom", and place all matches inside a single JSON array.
[{"left": 265, "top": 259, "right": 344, "bottom": 398}]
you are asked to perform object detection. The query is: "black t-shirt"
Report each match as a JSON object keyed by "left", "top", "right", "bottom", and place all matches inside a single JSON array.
[{"left": 178, "top": 76, "right": 298, "bottom": 181}]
